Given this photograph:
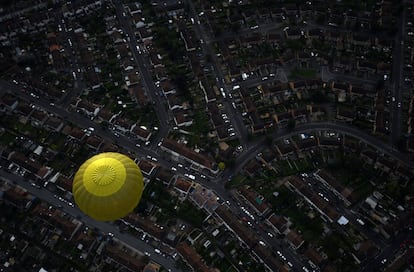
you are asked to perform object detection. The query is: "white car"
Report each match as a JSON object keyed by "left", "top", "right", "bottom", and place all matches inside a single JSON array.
[{"left": 186, "top": 174, "right": 195, "bottom": 180}]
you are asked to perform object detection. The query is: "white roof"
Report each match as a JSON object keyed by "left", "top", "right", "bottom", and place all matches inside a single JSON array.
[{"left": 337, "top": 216, "right": 349, "bottom": 225}]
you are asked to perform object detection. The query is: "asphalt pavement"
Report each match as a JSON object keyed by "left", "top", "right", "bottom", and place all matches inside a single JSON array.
[
  {"left": 2, "top": 3, "right": 414, "bottom": 270},
  {"left": 390, "top": 0, "right": 407, "bottom": 145},
  {"left": 185, "top": 0, "right": 249, "bottom": 147},
  {"left": 0, "top": 170, "right": 180, "bottom": 271}
]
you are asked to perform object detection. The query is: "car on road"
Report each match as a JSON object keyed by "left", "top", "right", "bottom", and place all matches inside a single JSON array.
[
  {"left": 154, "top": 248, "right": 161, "bottom": 254},
  {"left": 357, "top": 218, "right": 365, "bottom": 226},
  {"left": 30, "top": 92, "right": 39, "bottom": 99},
  {"left": 184, "top": 173, "right": 195, "bottom": 180}
]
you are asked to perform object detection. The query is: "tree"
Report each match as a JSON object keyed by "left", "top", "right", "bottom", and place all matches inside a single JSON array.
[
  {"left": 218, "top": 162, "right": 226, "bottom": 170},
  {"left": 311, "top": 90, "right": 328, "bottom": 103},
  {"left": 287, "top": 119, "right": 296, "bottom": 131},
  {"left": 265, "top": 135, "right": 273, "bottom": 146},
  {"left": 231, "top": 23, "right": 241, "bottom": 33}
]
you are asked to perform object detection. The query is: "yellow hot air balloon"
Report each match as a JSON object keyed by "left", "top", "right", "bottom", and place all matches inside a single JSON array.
[{"left": 72, "top": 152, "right": 144, "bottom": 221}]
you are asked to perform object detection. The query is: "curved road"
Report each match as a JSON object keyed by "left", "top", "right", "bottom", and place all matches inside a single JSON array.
[{"left": 221, "top": 121, "right": 414, "bottom": 182}]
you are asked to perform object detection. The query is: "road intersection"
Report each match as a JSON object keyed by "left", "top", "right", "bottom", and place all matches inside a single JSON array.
[{"left": 1, "top": 1, "right": 413, "bottom": 270}]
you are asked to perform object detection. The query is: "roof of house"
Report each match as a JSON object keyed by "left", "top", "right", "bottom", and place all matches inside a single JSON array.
[
  {"left": 3, "top": 187, "right": 32, "bottom": 208},
  {"left": 138, "top": 159, "right": 157, "bottom": 175},
  {"left": 176, "top": 242, "right": 213, "bottom": 272},
  {"left": 286, "top": 230, "right": 304, "bottom": 248},
  {"left": 238, "top": 186, "right": 270, "bottom": 214},
  {"left": 105, "top": 244, "right": 145, "bottom": 271},
  {"left": 267, "top": 214, "right": 288, "bottom": 232},
  {"left": 174, "top": 177, "right": 192, "bottom": 194},
  {"left": 85, "top": 135, "right": 103, "bottom": 149},
  {"left": 9, "top": 152, "right": 43, "bottom": 174},
  {"left": 304, "top": 247, "right": 323, "bottom": 265},
  {"left": 215, "top": 205, "right": 258, "bottom": 247},
  {"left": 243, "top": 159, "right": 261, "bottom": 176},
  {"left": 0, "top": 93, "right": 18, "bottom": 107},
  {"left": 143, "top": 262, "right": 162, "bottom": 272},
  {"left": 162, "top": 138, "right": 216, "bottom": 170},
  {"left": 125, "top": 213, "right": 165, "bottom": 239},
  {"left": 154, "top": 167, "right": 175, "bottom": 184},
  {"left": 55, "top": 176, "right": 73, "bottom": 192}
]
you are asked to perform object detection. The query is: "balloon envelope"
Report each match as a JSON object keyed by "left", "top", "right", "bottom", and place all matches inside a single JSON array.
[{"left": 72, "top": 152, "right": 144, "bottom": 221}]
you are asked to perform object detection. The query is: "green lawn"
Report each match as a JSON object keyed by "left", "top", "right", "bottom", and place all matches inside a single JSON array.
[
  {"left": 215, "top": 257, "right": 234, "bottom": 272},
  {"left": 0, "top": 131, "right": 16, "bottom": 145},
  {"left": 226, "top": 175, "right": 248, "bottom": 188},
  {"left": 289, "top": 68, "right": 317, "bottom": 80}
]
